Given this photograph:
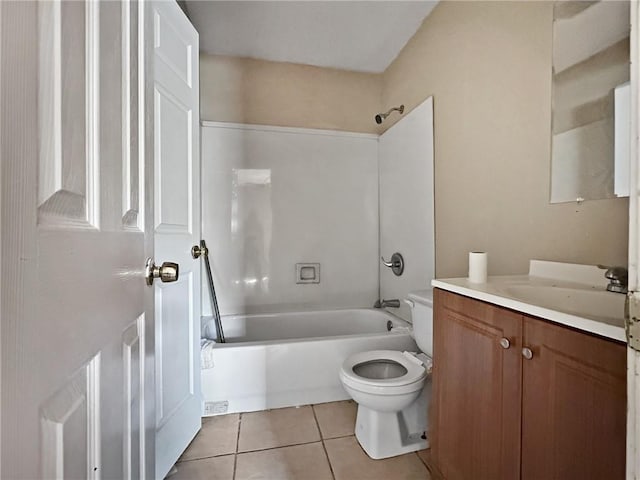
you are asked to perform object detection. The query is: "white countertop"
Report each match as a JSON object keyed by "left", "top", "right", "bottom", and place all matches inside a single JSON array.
[{"left": 431, "top": 266, "right": 626, "bottom": 343}]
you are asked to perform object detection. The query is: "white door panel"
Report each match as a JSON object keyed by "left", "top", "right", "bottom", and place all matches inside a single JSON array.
[
  {"left": 156, "top": 275, "right": 194, "bottom": 425},
  {"left": 123, "top": 316, "right": 145, "bottom": 480},
  {"left": 1, "top": 1, "right": 151, "bottom": 479},
  {"left": 152, "top": 1, "right": 201, "bottom": 478},
  {"left": 154, "top": 86, "right": 192, "bottom": 232},
  {"left": 37, "top": 0, "right": 99, "bottom": 228}
]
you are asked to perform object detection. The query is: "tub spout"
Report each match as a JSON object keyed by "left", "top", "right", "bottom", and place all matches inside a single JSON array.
[{"left": 374, "top": 299, "right": 401, "bottom": 308}]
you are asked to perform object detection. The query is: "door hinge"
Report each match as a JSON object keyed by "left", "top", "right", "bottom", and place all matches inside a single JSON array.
[{"left": 626, "top": 293, "right": 640, "bottom": 350}]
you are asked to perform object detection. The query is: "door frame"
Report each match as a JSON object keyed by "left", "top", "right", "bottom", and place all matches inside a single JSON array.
[
  {"left": 0, "top": 1, "right": 4, "bottom": 474},
  {"left": 628, "top": 0, "right": 639, "bottom": 477}
]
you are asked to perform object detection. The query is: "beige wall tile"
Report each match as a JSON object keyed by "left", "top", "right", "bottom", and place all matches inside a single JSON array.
[
  {"left": 325, "top": 436, "right": 431, "bottom": 480},
  {"left": 238, "top": 406, "right": 321, "bottom": 452},
  {"left": 169, "top": 455, "right": 235, "bottom": 480},
  {"left": 235, "top": 442, "right": 333, "bottom": 480},
  {"left": 179, "top": 414, "right": 239, "bottom": 461},
  {"left": 313, "top": 400, "right": 357, "bottom": 439}
]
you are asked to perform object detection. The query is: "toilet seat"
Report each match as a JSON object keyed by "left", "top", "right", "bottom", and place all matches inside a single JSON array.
[{"left": 340, "top": 350, "right": 429, "bottom": 395}]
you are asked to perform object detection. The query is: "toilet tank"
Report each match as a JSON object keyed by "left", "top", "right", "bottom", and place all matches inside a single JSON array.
[{"left": 407, "top": 289, "right": 433, "bottom": 356}]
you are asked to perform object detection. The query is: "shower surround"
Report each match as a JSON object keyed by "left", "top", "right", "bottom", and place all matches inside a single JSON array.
[
  {"left": 201, "top": 122, "right": 380, "bottom": 316},
  {"left": 198, "top": 101, "right": 434, "bottom": 415}
]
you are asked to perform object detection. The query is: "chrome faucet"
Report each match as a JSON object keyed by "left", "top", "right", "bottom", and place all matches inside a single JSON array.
[
  {"left": 604, "top": 266, "right": 628, "bottom": 294},
  {"left": 374, "top": 298, "right": 401, "bottom": 308}
]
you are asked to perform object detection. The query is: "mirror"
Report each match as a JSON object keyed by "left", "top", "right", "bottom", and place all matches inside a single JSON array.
[{"left": 550, "top": 1, "right": 630, "bottom": 203}]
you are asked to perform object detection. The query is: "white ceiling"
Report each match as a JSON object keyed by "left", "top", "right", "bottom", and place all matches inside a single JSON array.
[{"left": 185, "top": 1, "right": 438, "bottom": 73}]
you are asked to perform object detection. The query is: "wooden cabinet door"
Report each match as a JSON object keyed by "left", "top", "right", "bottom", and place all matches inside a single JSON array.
[
  {"left": 521, "top": 316, "right": 626, "bottom": 480},
  {"left": 433, "top": 289, "right": 523, "bottom": 480}
]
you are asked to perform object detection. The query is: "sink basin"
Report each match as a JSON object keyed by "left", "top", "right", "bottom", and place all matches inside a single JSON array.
[
  {"left": 433, "top": 261, "right": 629, "bottom": 341},
  {"left": 499, "top": 284, "right": 625, "bottom": 326}
]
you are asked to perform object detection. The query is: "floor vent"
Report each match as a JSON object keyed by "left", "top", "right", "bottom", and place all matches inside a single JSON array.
[{"left": 204, "top": 400, "right": 228, "bottom": 415}]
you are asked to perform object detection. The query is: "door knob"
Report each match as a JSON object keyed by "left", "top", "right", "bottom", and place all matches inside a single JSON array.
[
  {"left": 499, "top": 337, "right": 511, "bottom": 349},
  {"left": 522, "top": 347, "right": 533, "bottom": 360},
  {"left": 191, "top": 243, "right": 208, "bottom": 259},
  {"left": 145, "top": 258, "right": 179, "bottom": 286}
]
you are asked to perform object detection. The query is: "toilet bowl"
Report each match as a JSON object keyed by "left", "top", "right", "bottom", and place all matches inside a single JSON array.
[
  {"left": 339, "top": 290, "right": 434, "bottom": 459},
  {"left": 340, "top": 350, "right": 428, "bottom": 408}
]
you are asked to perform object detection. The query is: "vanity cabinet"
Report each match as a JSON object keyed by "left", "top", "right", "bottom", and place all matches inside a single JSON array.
[
  {"left": 432, "top": 288, "right": 626, "bottom": 480},
  {"left": 521, "top": 314, "right": 626, "bottom": 479}
]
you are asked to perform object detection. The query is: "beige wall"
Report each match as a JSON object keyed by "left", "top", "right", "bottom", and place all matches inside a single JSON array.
[
  {"left": 382, "top": 1, "right": 628, "bottom": 278},
  {"left": 200, "top": 54, "right": 382, "bottom": 134},
  {"left": 199, "top": 1, "right": 629, "bottom": 278}
]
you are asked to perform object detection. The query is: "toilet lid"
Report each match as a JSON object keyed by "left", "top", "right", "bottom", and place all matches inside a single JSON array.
[{"left": 341, "top": 350, "right": 427, "bottom": 388}]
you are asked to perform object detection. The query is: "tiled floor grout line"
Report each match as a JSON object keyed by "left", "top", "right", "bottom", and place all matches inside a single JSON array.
[
  {"left": 237, "top": 438, "right": 329, "bottom": 455},
  {"left": 415, "top": 451, "right": 428, "bottom": 468},
  {"left": 310, "top": 404, "right": 323, "bottom": 439},
  {"left": 230, "top": 434, "right": 357, "bottom": 456},
  {"left": 311, "top": 405, "right": 336, "bottom": 480},
  {"left": 415, "top": 451, "right": 438, "bottom": 479},
  {"left": 174, "top": 401, "right": 433, "bottom": 479},
  {"left": 323, "top": 433, "right": 355, "bottom": 441},
  {"left": 232, "top": 413, "right": 243, "bottom": 480},
  {"left": 178, "top": 452, "right": 235, "bottom": 464},
  {"left": 320, "top": 439, "right": 337, "bottom": 480}
]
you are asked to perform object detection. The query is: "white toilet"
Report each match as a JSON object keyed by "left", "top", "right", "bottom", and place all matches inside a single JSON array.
[{"left": 339, "top": 289, "right": 433, "bottom": 459}]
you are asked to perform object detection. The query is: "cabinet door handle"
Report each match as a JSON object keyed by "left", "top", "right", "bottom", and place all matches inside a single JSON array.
[
  {"left": 499, "top": 337, "right": 510, "bottom": 349},
  {"left": 522, "top": 347, "right": 533, "bottom": 360}
]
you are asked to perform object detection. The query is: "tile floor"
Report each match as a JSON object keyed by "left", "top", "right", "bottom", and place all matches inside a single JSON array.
[{"left": 168, "top": 400, "right": 434, "bottom": 480}]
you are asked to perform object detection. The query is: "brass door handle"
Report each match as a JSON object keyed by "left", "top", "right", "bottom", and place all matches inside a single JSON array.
[
  {"left": 145, "top": 258, "right": 179, "bottom": 286},
  {"left": 191, "top": 244, "right": 208, "bottom": 259}
]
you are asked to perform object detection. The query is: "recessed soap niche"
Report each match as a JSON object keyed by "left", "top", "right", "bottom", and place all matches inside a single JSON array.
[{"left": 296, "top": 263, "right": 320, "bottom": 284}]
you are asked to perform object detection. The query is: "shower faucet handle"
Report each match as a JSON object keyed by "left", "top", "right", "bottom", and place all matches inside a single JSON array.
[
  {"left": 381, "top": 252, "right": 404, "bottom": 276},
  {"left": 381, "top": 256, "right": 395, "bottom": 268}
]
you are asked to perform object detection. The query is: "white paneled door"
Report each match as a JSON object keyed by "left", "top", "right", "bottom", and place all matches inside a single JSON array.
[
  {"left": 2, "top": 1, "right": 152, "bottom": 479},
  {"left": 152, "top": 2, "right": 202, "bottom": 478},
  {"left": 2, "top": 1, "right": 201, "bottom": 478}
]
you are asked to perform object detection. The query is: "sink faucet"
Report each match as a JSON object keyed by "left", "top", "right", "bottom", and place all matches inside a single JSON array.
[
  {"left": 604, "top": 266, "right": 628, "bottom": 294},
  {"left": 374, "top": 298, "right": 401, "bottom": 308}
]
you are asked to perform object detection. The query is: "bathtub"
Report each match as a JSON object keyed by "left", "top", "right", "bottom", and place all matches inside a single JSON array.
[{"left": 200, "top": 308, "right": 417, "bottom": 416}]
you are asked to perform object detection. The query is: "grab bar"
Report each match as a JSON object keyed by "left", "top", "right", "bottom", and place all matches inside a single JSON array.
[{"left": 192, "top": 239, "right": 225, "bottom": 343}]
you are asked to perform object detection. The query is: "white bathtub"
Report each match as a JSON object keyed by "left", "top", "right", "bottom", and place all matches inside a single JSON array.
[{"left": 200, "top": 308, "right": 417, "bottom": 415}]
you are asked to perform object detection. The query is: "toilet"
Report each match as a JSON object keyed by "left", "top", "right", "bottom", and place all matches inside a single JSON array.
[{"left": 339, "top": 289, "right": 433, "bottom": 459}]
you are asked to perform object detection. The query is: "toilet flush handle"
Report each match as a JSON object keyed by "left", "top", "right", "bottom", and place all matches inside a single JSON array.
[{"left": 403, "top": 299, "right": 415, "bottom": 308}]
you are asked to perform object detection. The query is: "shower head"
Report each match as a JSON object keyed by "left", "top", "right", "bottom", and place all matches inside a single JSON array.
[{"left": 375, "top": 105, "right": 405, "bottom": 124}]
